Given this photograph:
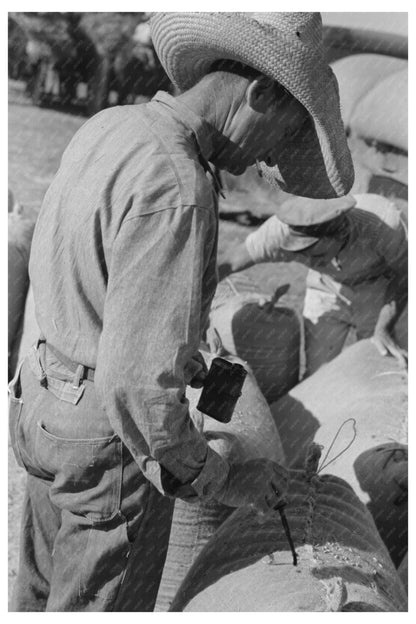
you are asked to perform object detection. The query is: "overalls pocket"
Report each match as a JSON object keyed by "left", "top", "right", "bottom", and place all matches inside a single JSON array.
[
  {"left": 35, "top": 423, "right": 123, "bottom": 523},
  {"left": 34, "top": 423, "right": 133, "bottom": 606},
  {"left": 8, "top": 361, "right": 26, "bottom": 469}
]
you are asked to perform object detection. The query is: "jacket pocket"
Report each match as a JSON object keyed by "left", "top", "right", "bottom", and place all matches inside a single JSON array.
[
  {"left": 35, "top": 422, "right": 123, "bottom": 523},
  {"left": 8, "top": 362, "right": 26, "bottom": 469}
]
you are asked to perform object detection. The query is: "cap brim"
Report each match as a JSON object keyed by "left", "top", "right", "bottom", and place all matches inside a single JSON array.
[
  {"left": 280, "top": 232, "right": 319, "bottom": 252},
  {"left": 150, "top": 12, "right": 355, "bottom": 200}
]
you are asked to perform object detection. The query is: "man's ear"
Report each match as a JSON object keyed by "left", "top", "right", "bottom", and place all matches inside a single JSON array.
[{"left": 246, "top": 76, "right": 276, "bottom": 113}]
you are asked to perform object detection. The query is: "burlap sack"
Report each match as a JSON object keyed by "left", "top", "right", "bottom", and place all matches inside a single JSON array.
[
  {"left": 170, "top": 463, "right": 407, "bottom": 612},
  {"left": 155, "top": 351, "right": 285, "bottom": 611},
  {"left": 209, "top": 276, "right": 300, "bottom": 403},
  {"left": 271, "top": 339, "right": 407, "bottom": 565},
  {"left": 332, "top": 54, "right": 407, "bottom": 151}
]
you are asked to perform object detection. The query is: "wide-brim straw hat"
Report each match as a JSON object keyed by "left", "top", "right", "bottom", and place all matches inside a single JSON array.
[
  {"left": 278, "top": 226, "right": 320, "bottom": 252},
  {"left": 150, "top": 12, "right": 355, "bottom": 199}
]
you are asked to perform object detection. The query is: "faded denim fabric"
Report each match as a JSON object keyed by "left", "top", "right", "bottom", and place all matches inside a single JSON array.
[
  {"left": 28, "top": 92, "right": 229, "bottom": 500},
  {"left": 9, "top": 355, "right": 174, "bottom": 611}
]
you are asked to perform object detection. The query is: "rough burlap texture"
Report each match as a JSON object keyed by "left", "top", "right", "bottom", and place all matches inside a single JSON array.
[
  {"left": 170, "top": 467, "right": 407, "bottom": 612},
  {"left": 155, "top": 350, "right": 285, "bottom": 611},
  {"left": 271, "top": 339, "right": 407, "bottom": 565}
]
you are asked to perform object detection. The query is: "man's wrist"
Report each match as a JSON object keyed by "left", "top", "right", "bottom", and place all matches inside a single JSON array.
[{"left": 190, "top": 446, "right": 230, "bottom": 499}]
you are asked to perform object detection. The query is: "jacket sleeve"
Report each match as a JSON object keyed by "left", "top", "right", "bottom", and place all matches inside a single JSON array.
[
  {"left": 94, "top": 204, "right": 228, "bottom": 501},
  {"left": 245, "top": 215, "right": 289, "bottom": 262}
]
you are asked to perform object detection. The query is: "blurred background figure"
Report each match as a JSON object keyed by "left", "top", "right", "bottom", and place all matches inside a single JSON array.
[{"left": 8, "top": 12, "right": 171, "bottom": 115}]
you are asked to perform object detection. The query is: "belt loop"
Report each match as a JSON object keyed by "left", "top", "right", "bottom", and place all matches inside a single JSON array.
[
  {"left": 36, "top": 335, "right": 46, "bottom": 348},
  {"left": 35, "top": 335, "right": 48, "bottom": 386},
  {"left": 72, "top": 364, "right": 85, "bottom": 389}
]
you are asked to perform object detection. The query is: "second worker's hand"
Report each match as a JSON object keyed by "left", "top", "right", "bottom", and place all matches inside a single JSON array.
[{"left": 372, "top": 328, "right": 408, "bottom": 369}]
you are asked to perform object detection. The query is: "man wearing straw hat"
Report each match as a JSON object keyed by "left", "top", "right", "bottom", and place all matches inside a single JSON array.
[
  {"left": 9, "top": 13, "right": 353, "bottom": 611},
  {"left": 219, "top": 192, "right": 408, "bottom": 376}
]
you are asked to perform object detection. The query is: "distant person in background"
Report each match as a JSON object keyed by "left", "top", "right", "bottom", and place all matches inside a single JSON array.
[
  {"left": 9, "top": 13, "right": 353, "bottom": 612},
  {"left": 219, "top": 193, "right": 407, "bottom": 376}
]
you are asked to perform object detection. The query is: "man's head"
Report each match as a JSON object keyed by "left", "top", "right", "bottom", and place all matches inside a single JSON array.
[
  {"left": 187, "top": 59, "right": 309, "bottom": 175},
  {"left": 149, "top": 12, "right": 354, "bottom": 198},
  {"left": 288, "top": 214, "right": 350, "bottom": 259}
]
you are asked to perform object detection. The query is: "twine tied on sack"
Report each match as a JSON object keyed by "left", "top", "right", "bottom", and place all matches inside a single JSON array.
[
  {"left": 301, "top": 424, "right": 357, "bottom": 560},
  {"left": 317, "top": 418, "right": 358, "bottom": 474}
]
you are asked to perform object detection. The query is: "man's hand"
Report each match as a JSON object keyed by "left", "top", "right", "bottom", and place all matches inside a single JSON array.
[
  {"left": 372, "top": 327, "right": 408, "bottom": 369},
  {"left": 218, "top": 262, "right": 233, "bottom": 281},
  {"left": 214, "top": 458, "right": 289, "bottom": 513},
  {"left": 218, "top": 243, "right": 256, "bottom": 282},
  {"left": 372, "top": 300, "right": 407, "bottom": 368},
  {"left": 184, "top": 351, "right": 208, "bottom": 388}
]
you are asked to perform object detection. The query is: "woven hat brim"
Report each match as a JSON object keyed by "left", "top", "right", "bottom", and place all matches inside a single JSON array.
[{"left": 150, "top": 12, "right": 355, "bottom": 199}]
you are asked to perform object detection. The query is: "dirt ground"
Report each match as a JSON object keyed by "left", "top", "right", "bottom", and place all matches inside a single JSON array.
[{"left": 8, "top": 82, "right": 311, "bottom": 604}]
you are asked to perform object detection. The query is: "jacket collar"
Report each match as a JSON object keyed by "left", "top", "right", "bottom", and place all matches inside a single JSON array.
[{"left": 152, "top": 91, "right": 214, "bottom": 163}]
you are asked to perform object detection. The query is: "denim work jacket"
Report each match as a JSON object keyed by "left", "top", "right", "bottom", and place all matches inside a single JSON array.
[{"left": 29, "top": 92, "right": 229, "bottom": 501}]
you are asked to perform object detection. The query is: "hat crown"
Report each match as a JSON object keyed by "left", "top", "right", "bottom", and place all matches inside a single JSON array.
[{"left": 249, "top": 12, "right": 323, "bottom": 48}]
